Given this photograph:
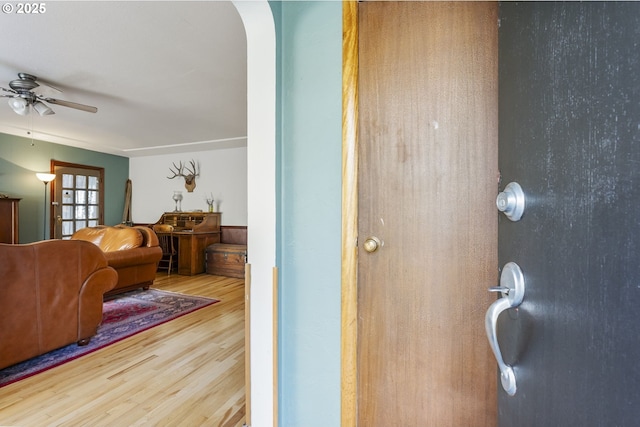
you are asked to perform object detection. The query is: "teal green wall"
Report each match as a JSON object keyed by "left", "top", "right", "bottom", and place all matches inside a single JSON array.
[
  {"left": 0, "top": 133, "right": 129, "bottom": 243},
  {"left": 273, "top": 1, "right": 343, "bottom": 425}
]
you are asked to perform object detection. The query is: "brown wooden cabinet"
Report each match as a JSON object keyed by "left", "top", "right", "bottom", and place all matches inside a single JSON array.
[
  {"left": 155, "top": 212, "right": 221, "bottom": 275},
  {"left": 0, "top": 198, "right": 20, "bottom": 244}
]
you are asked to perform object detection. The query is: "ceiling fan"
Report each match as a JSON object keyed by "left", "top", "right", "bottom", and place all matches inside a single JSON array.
[{"left": 0, "top": 73, "right": 98, "bottom": 116}]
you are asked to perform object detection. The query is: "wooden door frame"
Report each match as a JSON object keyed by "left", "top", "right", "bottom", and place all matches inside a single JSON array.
[{"left": 341, "top": 1, "right": 358, "bottom": 425}]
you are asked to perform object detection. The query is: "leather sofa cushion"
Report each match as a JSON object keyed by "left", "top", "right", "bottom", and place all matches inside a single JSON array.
[
  {"left": 100, "top": 227, "right": 142, "bottom": 251},
  {"left": 72, "top": 226, "right": 143, "bottom": 252}
]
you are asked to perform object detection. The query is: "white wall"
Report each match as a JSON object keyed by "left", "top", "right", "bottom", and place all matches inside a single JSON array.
[
  {"left": 234, "top": 1, "right": 276, "bottom": 425},
  {"left": 128, "top": 146, "right": 247, "bottom": 225}
]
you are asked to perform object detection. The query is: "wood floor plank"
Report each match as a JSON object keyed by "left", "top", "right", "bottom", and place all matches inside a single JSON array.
[{"left": 0, "top": 273, "right": 246, "bottom": 426}]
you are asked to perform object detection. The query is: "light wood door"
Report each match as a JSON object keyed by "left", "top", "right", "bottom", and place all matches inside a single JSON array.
[
  {"left": 350, "top": 2, "right": 498, "bottom": 425},
  {"left": 51, "top": 161, "right": 104, "bottom": 239}
]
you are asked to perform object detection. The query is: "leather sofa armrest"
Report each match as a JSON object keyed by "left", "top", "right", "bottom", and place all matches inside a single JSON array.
[
  {"left": 134, "top": 226, "right": 159, "bottom": 248},
  {"left": 77, "top": 266, "right": 118, "bottom": 338}
]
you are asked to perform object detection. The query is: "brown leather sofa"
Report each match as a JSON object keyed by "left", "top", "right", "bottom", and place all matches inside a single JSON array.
[
  {"left": 0, "top": 239, "right": 118, "bottom": 370},
  {"left": 71, "top": 225, "right": 163, "bottom": 296}
]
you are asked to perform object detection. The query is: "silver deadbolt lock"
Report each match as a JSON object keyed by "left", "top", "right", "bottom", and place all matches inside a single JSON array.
[{"left": 496, "top": 182, "right": 525, "bottom": 222}]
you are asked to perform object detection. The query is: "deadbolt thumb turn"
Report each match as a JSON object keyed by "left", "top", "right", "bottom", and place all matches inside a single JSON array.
[{"left": 496, "top": 182, "right": 525, "bottom": 222}]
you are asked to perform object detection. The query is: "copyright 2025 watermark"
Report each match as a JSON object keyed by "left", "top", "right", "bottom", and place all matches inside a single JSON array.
[{"left": 2, "top": 3, "right": 47, "bottom": 14}]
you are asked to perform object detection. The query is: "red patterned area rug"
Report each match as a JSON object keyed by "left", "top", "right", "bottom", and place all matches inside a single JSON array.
[{"left": 0, "top": 289, "right": 218, "bottom": 388}]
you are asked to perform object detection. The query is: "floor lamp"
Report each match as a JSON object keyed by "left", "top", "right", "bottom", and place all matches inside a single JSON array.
[{"left": 36, "top": 173, "right": 56, "bottom": 240}]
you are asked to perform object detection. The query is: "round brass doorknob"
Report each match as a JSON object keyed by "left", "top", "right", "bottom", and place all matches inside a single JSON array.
[{"left": 363, "top": 236, "right": 382, "bottom": 253}]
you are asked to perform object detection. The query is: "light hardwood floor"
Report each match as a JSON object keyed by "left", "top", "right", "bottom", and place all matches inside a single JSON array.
[{"left": 0, "top": 273, "right": 246, "bottom": 427}]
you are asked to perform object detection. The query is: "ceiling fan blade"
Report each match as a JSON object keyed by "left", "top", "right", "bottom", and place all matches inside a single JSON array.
[
  {"left": 34, "top": 78, "right": 63, "bottom": 94},
  {"left": 44, "top": 98, "right": 98, "bottom": 113}
]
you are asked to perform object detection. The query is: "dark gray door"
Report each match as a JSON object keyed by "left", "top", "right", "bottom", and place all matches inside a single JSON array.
[{"left": 497, "top": 2, "right": 640, "bottom": 426}]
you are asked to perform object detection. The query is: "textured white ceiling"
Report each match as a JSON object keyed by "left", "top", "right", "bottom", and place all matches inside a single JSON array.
[{"left": 0, "top": 1, "right": 247, "bottom": 157}]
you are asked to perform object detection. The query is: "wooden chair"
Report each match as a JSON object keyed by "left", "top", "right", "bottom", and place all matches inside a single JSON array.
[{"left": 152, "top": 224, "right": 176, "bottom": 275}]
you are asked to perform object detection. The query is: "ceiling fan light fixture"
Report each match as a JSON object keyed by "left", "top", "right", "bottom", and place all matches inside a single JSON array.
[
  {"left": 8, "top": 97, "right": 29, "bottom": 115},
  {"left": 33, "top": 101, "right": 54, "bottom": 116},
  {"left": 3, "top": 73, "right": 98, "bottom": 115}
]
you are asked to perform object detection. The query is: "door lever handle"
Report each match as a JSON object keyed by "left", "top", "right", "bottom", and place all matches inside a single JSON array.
[{"left": 485, "top": 262, "right": 525, "bottom": 396}]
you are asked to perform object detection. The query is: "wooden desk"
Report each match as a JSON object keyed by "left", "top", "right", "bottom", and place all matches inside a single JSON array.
[
  {"left": 174, "top": 231, "right": 221, "bottom": 275},
  {"left": 155, "top": 212, "right": 222, "bottom": 276}
]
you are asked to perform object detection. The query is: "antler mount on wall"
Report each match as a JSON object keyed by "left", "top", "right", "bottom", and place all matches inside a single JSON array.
[{"left": 167, "top": 160, "right": 200, "bottom": 192}]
